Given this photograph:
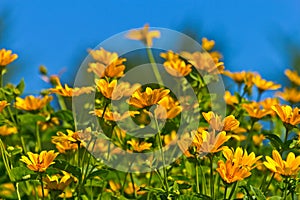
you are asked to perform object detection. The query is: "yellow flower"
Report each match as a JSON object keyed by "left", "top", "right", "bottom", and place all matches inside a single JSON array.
[
  {"left": 223, "top": 147, "right": 262, "bottom": 171},
  {"left": 95, "top": 79, "right": 117, "bottom": 99},
  {"left": 252, "top": 75, "right": 281, "bottom": 92},
  {"left": 96, "top": 80, "right": 141, "bottom": 100},
  {"left": 124, "top": 182, "right": 146, "bottom": 195},
  {"left": 51, "top": 130, "right": 81, "bottom": 153},
  {"left": 88, "top": 60, "right": 126, "bottom": 78},
  {"left": 154, "top": 96, "right": 182, "bottom": 119},
  {"left": 0, "top": 49, "right": 18, "bottom": 66},
  {"left": 0, "top": 100, "right": 9, "bottom": 112},
  {"left": 163, "top": 58, "right": 192, "bottom": 77},
  {"left": 88, "top": 47, "right": 118, "bottom": 66},
  {"left": 217, "top": 147, "right": 261, "bottom": 184},
  {"left": 178, "top": 131, "right": 198, "bottom": 158},
  {"left": 201, "top": 37, "right": 215, "bottom": 51},
  {"left": 50, "top": 80, "right": 94, "bottom": 97},
  {"left": 259, "top": 97, "right": 279, "bottom": 116},
  {"left": 217, "top": 160, "right": 251, "bottom": 184},
  {"left": 38, "top": 116, "right": 60, "bottom": 131},
  {"left": 223, "top": 70, "right": 247, "bottom": 84},
  {"left": 252, "top": 134, "right": 265, "bottom": 146},
  {"left": 91, "top": 108, "right": 139, "bottom": 121},
  {"left": 111, "top": 82, "right": 141, "bottom": 100},
  {"left": 108, "top": 180, "right": 121, "bottom": 193},
  {"left": 44, "top": 171, "right": 74, "bottom": 191},
  {"left": 200, "top": 130, "right": 231, "bottom": 154},
  {"left": 263, "top": 150, "right": 300, "bottom": 176},
  {"left": 111, "top": 126, "right": 127, "bottom": 147},
  {"left": 126, "top": 24, "right": 160, "bottom": 47},
  {"left": 127, "top": 139, "right": 152, "bottom": 152},
  {"left": 209, "top": 51, "right": 223, "bottom": 63},
  {"left": 180, "top": 51, "right": 224, "bottom": 74},
  {"left": 224, "top": 91, "right": 238, "bottom": 106},
  {"left": 15, "top": 95, "right": 53, "bottom": 111},
  {"left": 202, "top": 111, "right": 240, "bottom": 132},
  {"left": 0, "top": 183, "right": 15, "bottom": 197},
  {"left": 223, "top": 71, "right": 256, "bottom": 91},
  {"left": 242, "top": 102, "right": 271, "bottom": 119},
  {"left": 160, "top": 51, "right": 179, "bottom": 61},
  {"left": 276, "top": 87, "right": 300, "bottom": 104},
  {"left": 163, "top": 130, "right": 177, "bottom": 146},
  {"left": 229, "top": 127, "right": 247, "bottom": 141},
  {"left": 285, "top": 69, "right": 300, "bottom": 86},
  {"left": 129, "top": 87, "right": 170, "bottom": 108},
  {"left": 0, "top": 125, "right": 17, "bottom": 136},
  {"left": 272, "top": 104, "right": 300, "bottom": 126},
  {"left": 20, "top": 150, "right": 58, "bottom": 172}
]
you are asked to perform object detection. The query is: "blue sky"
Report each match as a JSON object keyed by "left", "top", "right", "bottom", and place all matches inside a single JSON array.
[{"left": 0, "top": 0, "right": 300, "bottom": 94}]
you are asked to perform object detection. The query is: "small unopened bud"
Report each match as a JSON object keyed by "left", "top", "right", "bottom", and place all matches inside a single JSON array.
[
  {"left": 49, "top": 75, "right": 60, "bottom": 86},
  {"left": 39, "top": 65, "right": 48, "bottom": 75}
]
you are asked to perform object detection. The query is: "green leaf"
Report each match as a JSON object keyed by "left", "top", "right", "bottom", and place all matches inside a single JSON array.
[
  {"left": 250, "top": 185, "right": 266, "bottom": 200},
  {"left": 189, "top": 72, "right": 200, "bottom": 81},
  {"left": 18, "top": 113, "right": 45, "bottom": 125},
  {"left": 54, "top": 110, "right": 74, "bottom": 122},
  {"left": 10, "top": 166, "right": 37, "bottom": 182},
  {"left": 178, "top": 194, "right": 210, "bottom": 200},
  {"left": 84, "top": 179, "right": 103, "bottom": 187},
  {"left": 80, "top": 195, "right": 90, "bottom": 200},
  {"left": 86, "top": 169, "right": 109, "bottom": 180},
  {"left": 52, "top": 159, "right": 82, "bottom": 181},
  {"left": 264, "top": 133, "right": 283, "bottom": 151},
  {"left": 7, "top": 146, "right": 22, "bottom": 156},
  {"left": 268, "top": 196, "right": 282, "bottom": 200},
  {"left": 16, "top": 79, "right": 25, "bottom": 95}
]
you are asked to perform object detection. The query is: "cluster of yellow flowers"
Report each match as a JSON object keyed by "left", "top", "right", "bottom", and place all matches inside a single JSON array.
[{"left": 0, "top": 24, "right": 300, "bottom": 199}]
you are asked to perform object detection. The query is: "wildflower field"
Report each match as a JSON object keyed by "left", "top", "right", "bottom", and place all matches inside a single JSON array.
[{"left": 0, "top": 24, "right": 300, "bottom": 200}]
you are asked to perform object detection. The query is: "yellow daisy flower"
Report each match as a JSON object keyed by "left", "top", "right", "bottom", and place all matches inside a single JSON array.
[
  {"left": 20, "top": 150, "right": 58, "bottom": 172},
  {"left": 0, "top": 49, "right": 18, "bottom": 66},
  {"left": 15, "top": 95, "right": 52, "bottom": 111},
  {"left": 263, "top": 150, "right": 300, "bottom": 176},
  {"left": 126, "top": 24, "right": 160, "bottom": 47}
]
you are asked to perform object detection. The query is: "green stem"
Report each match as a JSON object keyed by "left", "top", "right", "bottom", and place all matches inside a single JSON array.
[
  {"left": 154, "top": 116, "right": 169, "bottom": 193},
  {"left": 259, "top": 172, "right": 268, "bottom": 190},
  {"left": 224, "top": 185, "right": 228, "bottom": 200},
  {"left": 0, "top": 139, "right": 13, "bottom": 181},
  {"left": 77, "top": 142, "right": 80, "bottom": 167},
  {"left": 33, "top": 181, "right": 38, "bottom": 200},
  {"left": 148, "top": 171, "right": 153, "bottom": 187},
  {"left": 6, "top": 106, "right": 17, "bottom": 125},
  {"left": 154, "top": 169, "right": 165, "bottom": 187},
  {"left": 199, "top": 164, "right": 208, "bottom": 195},
  {"left": 39, "top": 174, "right": 45, "bottom": 200},
  {"left": 20, "top": 135, "right": 27, "bottom": 154},
  {"left": 263, "top": 172, "right": 275, "bottom": 194},
  {"left": 56, "top": 94, "right": 67, "bottom": 110},
  {"left": 16, "top": 182, "right": 21, "bottom": 200},
  {"left": 35, "top": 122, "right": 41, "bottom": 152},
  {"left": 195, "top": 159, "right": 200, "bottom": 194},
  {"left": 228, "top": 181, "right": 238, "bottom": 200},
  {"left": 82, "top": 141, "right": 96, "bottom": 185},
  {"left": 121, "top": 172, "right": 129, "bottom": 195},
  {"left": 245, "top": 119, "right": 256, "bottom": 151},
  {"left": 284, "top": 126, "right": 290, "bottom": 145},
  {"left": 130, "top": 173, "right": 137, "bottom": 198},
  {"left": 0, "top": 67, "right": 3, "bottom": 88},
  {"left": 209, "top": 155, "right": 214, "bottom": 199},
  {"left": 146, "top": 47, "right": 164, "bottom": 86},
  {"left": 282, "top": 177, "right": 289, "bottom": 200}
]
